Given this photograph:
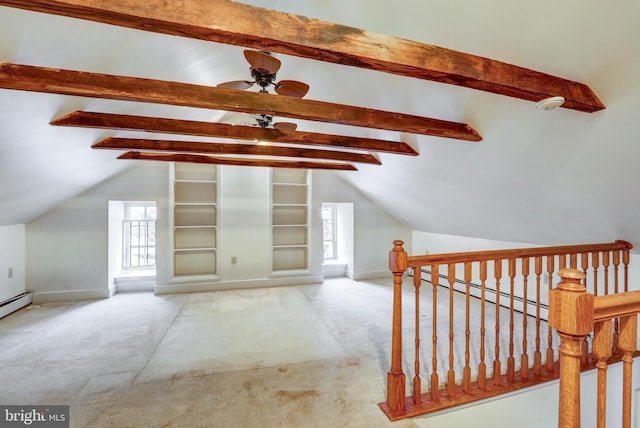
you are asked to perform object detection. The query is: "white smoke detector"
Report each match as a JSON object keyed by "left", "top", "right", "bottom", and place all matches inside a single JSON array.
[{"left": 536, "top": 96, "right": 565, "bottom": 111}]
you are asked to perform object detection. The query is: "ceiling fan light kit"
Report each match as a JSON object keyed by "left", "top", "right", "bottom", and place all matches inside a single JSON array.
[{"left": 536, "top": 96, "right": 565, "bottom": 111}]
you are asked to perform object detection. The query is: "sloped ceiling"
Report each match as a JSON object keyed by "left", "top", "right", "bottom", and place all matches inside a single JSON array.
[{"left": 1, "top": 0, "right": 639, "bottom": 249}]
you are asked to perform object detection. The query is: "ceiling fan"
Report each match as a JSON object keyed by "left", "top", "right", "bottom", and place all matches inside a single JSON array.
[
  {"left": 219, "top": 111, "right": 298, "bottom": 131},
  {"left": 216, "top": 50, "right": 309, "bottom": 131},
  {"left": 217, "top": 50, "right": 310, "bottom": 98}
]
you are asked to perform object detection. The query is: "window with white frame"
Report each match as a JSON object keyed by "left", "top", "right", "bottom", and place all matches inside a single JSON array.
[
  {"left": 122, "top": 202, "right": 156, "bottom": 270},
  {"left": 322, "top": 203, "right": 337, "bottom": 261}
]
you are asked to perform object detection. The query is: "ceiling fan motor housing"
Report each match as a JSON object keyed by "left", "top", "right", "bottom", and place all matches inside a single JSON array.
[{"left": 251, "top": 68, "right": 277, "bottom": 89}]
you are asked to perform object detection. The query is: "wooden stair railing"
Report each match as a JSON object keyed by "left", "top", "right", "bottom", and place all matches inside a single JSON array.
[
  {"left": 380, "top": 240, "right": 633, "bottom": 421},
  {"left": 551, "top": 268, "right": 640, "bottom": 428}
]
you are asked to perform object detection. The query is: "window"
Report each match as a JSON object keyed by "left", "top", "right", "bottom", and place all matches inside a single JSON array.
[
  {"left": 322, "top": 203, "right": 337, "bottom": 260},
  {"left": 122, "top": 202, "right": 156, "bottom": 270}
]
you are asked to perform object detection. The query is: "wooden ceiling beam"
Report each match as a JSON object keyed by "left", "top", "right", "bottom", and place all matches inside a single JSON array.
[
  {"left": 52, "top": 111, "right": 419, "bottom": 156},
  {"left": 93, "top": 137, "right": 382, "bottom": 165},
  {"left": 0, "top": 0, "right": 604, "bottom": 112},
  {"left": 117, "top": 151, "right": 358, "bottom": 171},
  {"left": 0, "top": 63, "right": 482, "bottom": 141}
]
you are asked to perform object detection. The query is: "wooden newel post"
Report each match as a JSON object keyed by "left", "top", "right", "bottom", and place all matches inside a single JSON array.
[
  {"left": 549, "top": 268, "right": 594, "bottom": 428},
  {"left": 387, "top": 240, "right": 408, "bottom": 413}
]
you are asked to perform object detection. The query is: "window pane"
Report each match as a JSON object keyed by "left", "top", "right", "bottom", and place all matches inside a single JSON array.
[
  {"left": 122, "top": 203, "right": 157, "bottom": 270},
  {"left": 323, "top": 226, "right": 333, "bottom": 240},
  {"left": 324, "top": 242, "right": 334, "bottom": 260},
  {"left": 322, "top": 203, "right": 337, "bottom": 261}
]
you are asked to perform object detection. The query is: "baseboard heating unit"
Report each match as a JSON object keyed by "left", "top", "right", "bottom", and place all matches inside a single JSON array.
[{"left": 0, "top": 291, "right": 32, "bottom": 319}]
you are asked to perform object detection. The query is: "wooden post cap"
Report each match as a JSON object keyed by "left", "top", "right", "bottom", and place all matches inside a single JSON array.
[
  {"left": 549, "top": 269, "right": 594, "bottom": 335},
  {"left": 557, "top": 268, "right": 587, "bottom": 292},
  {"left": 389, "top": 240, "right": 408, "bottom": 273}
]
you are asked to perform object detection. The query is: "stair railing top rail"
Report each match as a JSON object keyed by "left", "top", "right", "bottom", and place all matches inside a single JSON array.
[
  {"left": 405, "top": 240, "right": 632, "bottom": 268},
  {"left": 594, "top": 289, "right": 640, "bottom": 321}
]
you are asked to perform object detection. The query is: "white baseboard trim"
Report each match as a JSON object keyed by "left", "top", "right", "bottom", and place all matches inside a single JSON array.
[
  {"left": 351, "top": 270, "right": 393, "bottom": 281},
  {"left": 32, "top": 288, "right": 111, "bottom": 304},
  {"left": 155, "top": 275, "right": 324, "bottom": 295},
  {"left": 0, "top": 292, "right": 32, "bottom": 319}
]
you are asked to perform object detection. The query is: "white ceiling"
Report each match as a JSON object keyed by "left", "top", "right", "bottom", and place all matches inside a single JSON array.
[{"left": 1, "top": 1, "right": 639, "bottom": 249}]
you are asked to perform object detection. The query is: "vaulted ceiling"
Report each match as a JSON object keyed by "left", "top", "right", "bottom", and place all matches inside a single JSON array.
[{"left": 1, "top": 0, "right": 639, "bottom": 249}]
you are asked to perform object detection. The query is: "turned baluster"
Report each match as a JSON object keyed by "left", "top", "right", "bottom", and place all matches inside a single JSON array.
[
  {"left": 622, "top": 245, "right": 629, "bottom": 293},
  {"left": 592, "top": 319, "right": 612, "bottom": 428},
  {"left": 478, "top": 261, "right": 488, "bottom": 390},
  {"left": 549, "top": 268, "right": 594, "bottom": 428},
  {"left": 613, "top": 250, "right": 620, "bottom": 294},
  {"left": 580, "top": 253, "right": 591, "bottom": 365},
  {"left": 613, "top": 250, "right": 621, "bottom": 354},
  {"left": 447, "top": 263, "right": 456, "bottom": 397},
  {"left": 619, "top": 314, "right": 637, "bottom": 428},
  {"left": 581, "top": 252, "right": 589, "bottom": 290},
  {"left": 546, "top": 255, "right": 556, "bottom": 373},
  {"left": 413, "top": 267, "right": 422, "bottom": 405},
  {"left": 592, "top": 252, "right": 600, "bottom": 297},
  {"left": 507, "top": 258, "right": 516, "bottom": 383},
  {"left": 463, "top": 262, "right": 472, "bottom": 393},
  {"left": 430, "top": 265, "right": 440, "bottom": 402},
  {"left": 603, "top": 251, "right": 610, "bottom": 295},
  {"left": 521, "top": 257, "right": 530, "bottom": 380},
  {"left": 493, "top": 259, "right": 502, "bottom": 386},
  {"left": 534, "top": 256, "right": 543, "bottom": 376},
  {"left": 569, "top": 253, "right": 577, "bottom": 269},
  {"left": 387, "top": 240, "right": 407, "bottom": 413}
]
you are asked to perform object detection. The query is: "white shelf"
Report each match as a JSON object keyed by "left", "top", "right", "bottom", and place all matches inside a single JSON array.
[
  {"left": 272, "top": 246, "right": 308, "bottom": 271},
  {"left": 271, "top": 168, "right": 309, "bottom": 273},
  {"left": 174, "top": 249, "right": 216, "bottom": 277},
  {"left": 172, "top": 163, "right": 218, "bottom": 277},
  {"left": 174, "top": 163, "right": 217, "bottom": 181},
  {"left": 174, "top": 179, "right": 217, "bottom": 184},
  {"left": 174, "top": 202, "right": 217, "bottom": 206},
  {"left": 174, "top": 247, "right": 217, "bottom": 252}
]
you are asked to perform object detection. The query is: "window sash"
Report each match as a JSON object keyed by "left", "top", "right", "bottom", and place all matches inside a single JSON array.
[
  {"left": 322, "top": 203, "right": 337, "bottom": 260},
  {"left": 122, "top": 218, "right": 156, "bottom": 269}
]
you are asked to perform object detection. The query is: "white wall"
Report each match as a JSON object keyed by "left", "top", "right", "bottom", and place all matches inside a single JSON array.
[
  {"left": 27, "top": 163, "right": 169, "bottom": 303},
  {"left": 336, "top": 202, "right": 354, "bottom": 271},
  {"left": 107, "top": 201, "right": 125, "bottom": 289},
  {"left": 411, "top": 231, "right": 538, "bottom": 256},
  {"left": 26, "top": 165, "right": 409, "bottom": 302},
  {"left": 0, "top": 224, "right": 26, "bottom": 302},
  {"left": 313, "top": 171, "right": 411, "bottom": 279},
  {"left": 217, "top": 166, "right": 272, "bottom": 281}
]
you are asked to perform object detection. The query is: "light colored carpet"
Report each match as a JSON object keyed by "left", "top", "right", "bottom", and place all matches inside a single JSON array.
[{"left": 0, "top": 277, "right": 551, "bottom": 427}]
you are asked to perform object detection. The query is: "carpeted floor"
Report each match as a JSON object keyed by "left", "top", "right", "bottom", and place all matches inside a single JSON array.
[{"left": 0, "top": 277, "right": 552, "bottom": 427}]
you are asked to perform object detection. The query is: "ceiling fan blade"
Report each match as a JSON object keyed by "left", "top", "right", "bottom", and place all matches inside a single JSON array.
[
  {"left": 216, "top": 80, "right": 254, "bottom": 90},
  {"left": 244, "top": 50, "right": 281, "bottom": 74},
  {"left": 275, "top": 80, "right": 310, "bottom": 98},
  {"left": 218, "top": 111, "right": 258, "bottom": 126},
  {"left": 273, "top": 122, "right": 297, "bottom": 131}
]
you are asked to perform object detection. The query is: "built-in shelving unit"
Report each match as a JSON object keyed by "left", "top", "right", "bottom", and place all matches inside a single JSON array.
[
  {"left": 171, "top": 163, "right": 217, "bottom": 278},
  {"left": 271, "top": 168, "right": 309, "bottom": 273}
]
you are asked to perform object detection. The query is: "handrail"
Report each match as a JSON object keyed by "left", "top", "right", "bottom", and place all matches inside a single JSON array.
[
  {"left": 407, "top": 240, "right": 632, "bottom": 267},
  {"left": 594, "top": 289, "right": 640, "bottom": 321}
]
